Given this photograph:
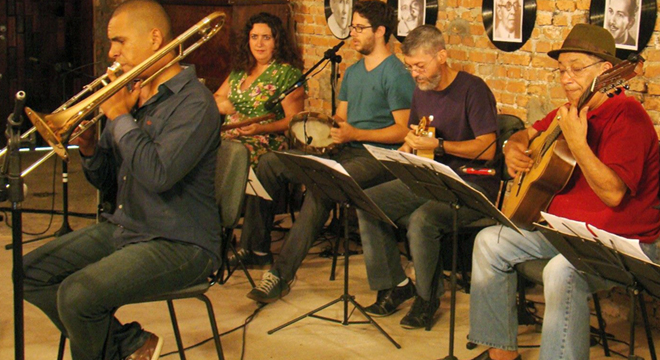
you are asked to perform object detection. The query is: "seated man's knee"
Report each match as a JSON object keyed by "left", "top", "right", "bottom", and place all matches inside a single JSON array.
[
  {"left": 474, "top": 226, "right": 505, "bottom": 254},
  {"left": 255, "top": 152, "right": 281, "bottom": 179},
  {"left": 57, "top": 274, "right": 109, "bottom": 323},
  {"left": 542, "top": 255, "right": 575, "bottom": 289}
]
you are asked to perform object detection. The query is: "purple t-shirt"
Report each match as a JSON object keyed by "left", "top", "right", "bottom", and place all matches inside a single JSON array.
[{"left": 409, "top": 71, "right": 500, "bottom": 201}]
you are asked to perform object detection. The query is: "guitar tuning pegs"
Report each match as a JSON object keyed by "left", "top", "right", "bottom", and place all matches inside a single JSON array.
[
  {"left": 607, "top": 93, "right": 615, "bottom": 98},
  {"left": 624, "top": 84, "right": 630, "bottom": 90},
  {"left": 615, "top": 88, "right": 622, "bottom": 95}
]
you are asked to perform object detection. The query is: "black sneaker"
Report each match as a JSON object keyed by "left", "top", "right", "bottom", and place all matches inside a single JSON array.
[
  {"left": 246, "top": 270, "right": 290, "bottom": 304},
  {"left": 400, "top": 296, "right": 440, "bottom": 329},
  {"left": 364, "top": 279, "right": 416, "bottom": 317},
  {"left": 228, "top": 248, "right": 273, "bottom": 269}
]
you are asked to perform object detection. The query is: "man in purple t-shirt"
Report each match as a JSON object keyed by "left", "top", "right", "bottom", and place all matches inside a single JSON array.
[{"left": 356, "top": 25, "right": 499, "bottom": 329}]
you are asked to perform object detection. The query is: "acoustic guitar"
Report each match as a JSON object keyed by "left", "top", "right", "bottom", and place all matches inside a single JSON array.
[
  {"left": 413, "top": 115, "right": 436, "bottom": 159},
  {"left": 501, "top": 55, "right": 645, "bottom": 230}
]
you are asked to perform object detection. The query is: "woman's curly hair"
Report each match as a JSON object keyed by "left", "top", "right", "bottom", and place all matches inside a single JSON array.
[{"left": 232, "top": 12, "right": 303, "bottom": 73}]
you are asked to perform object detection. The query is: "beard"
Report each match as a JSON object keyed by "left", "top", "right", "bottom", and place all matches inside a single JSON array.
[
  {"left": 415, "top": 72, "right": 442, "bottom": 91},
  {"left": 356, "top": 39, "right": 375, "bottom": 55}
]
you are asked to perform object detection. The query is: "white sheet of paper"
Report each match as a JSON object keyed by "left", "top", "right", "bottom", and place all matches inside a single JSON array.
[
  {"left": 246, "top": 167, "right": 272, "bottom": 201},
  {"left": 286, "top": 153, "right": 350, "bottom": 176},
  {"left": 541, "top": 212, "right": 652, "bottom": 263},
  {"left": 364, "top": 144, "right": 466, "bottom": 184}
]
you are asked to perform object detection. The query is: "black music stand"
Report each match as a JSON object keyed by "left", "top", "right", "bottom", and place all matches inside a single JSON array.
[
  {"left": 535, "top": 223, "right": 658, "bottom": 360},
  {"left": 365, "top": 145, "right": 520, "bottom": 360},
  {"left": 267, "top": 152, "right": 401, "bottom": 349}
]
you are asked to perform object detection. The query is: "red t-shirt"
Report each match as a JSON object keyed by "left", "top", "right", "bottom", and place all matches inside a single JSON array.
[{"left": 532, "top": 92, "right": 660, "bottom": 243}]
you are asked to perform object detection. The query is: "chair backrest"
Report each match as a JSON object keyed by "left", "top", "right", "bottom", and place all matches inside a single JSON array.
[
  {"left": 496, "top": 114, "right": 526, "bottom": 181},
  {"left": 494, "top": 114, "right": 526, "bottom": 208},
  {"left": 215, "top": 140, "right": 250, "bottom": 229}
]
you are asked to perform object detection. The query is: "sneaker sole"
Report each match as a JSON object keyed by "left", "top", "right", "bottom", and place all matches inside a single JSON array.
[
  {"left": 363, "top": 309, "right": 397, "bottom": 317},
  {"left": 152, "top": 336, "right": 164, "bottom": 360},
  {"left": 400, "top": 322, "right": 426, "bottom": 330},
  {"left": 246, "top": 286, "right": 291, "bottom": 304}
]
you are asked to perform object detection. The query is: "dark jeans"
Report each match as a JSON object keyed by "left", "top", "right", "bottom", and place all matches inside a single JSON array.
[
  {"left": 23, "top": 222, "right": 214, "bottom": 360},
  {"left": 358, "top": 179, "right": 484, "bottom": 300},
  {"left": 240, "top": 147, "right": 394, "bottom": 281}
]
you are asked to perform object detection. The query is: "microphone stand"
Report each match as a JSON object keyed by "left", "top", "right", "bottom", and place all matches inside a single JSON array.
[
  {"left": 329, "top": 52, "right": 342, "bottom": 115},
  {"left": 2, "top": 91, "right": 28, "bottom": 360},
  {"left": 266, "top": 42, "right": 345, "bottom": 111}
]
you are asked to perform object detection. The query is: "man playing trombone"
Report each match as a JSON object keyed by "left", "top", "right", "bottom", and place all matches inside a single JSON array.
[{"left": 22, "top": 1, "right": 223, "bottom": 359}]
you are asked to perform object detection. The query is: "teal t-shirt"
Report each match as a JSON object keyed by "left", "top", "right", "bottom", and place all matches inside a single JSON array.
[{"left": 338, "top": 54, "right": 415, "bottom": 149}]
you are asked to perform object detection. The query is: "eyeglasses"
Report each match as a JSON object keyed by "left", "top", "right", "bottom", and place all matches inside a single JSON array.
[
  {"left": 348, "top": 24, "right": 373, "bottom": 33},
  {"left": 497, "top": 1, "right": 520, "bottom": 11},
  {"left": 552, "top": 60, "right": 604, "bottom": 79},
  {"left": 405, "top": 57, "right": 436, "bottom": 74}
]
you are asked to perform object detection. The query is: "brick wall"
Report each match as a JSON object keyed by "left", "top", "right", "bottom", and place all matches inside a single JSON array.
[
  {"left": 290, "top": 0, "right": 660, "bottom": 125},
  {"left": 291, "top": 0, "right": 660, "bottom": 327}
]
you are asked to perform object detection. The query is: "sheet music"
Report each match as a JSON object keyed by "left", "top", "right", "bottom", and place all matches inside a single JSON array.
[
  {"left": 364, "top": 144, "right": 465, "bottom": 184},
  {"left": 365, "top": 144, "right": 522, "bottom": 234},
  {"left": 246, "top": 167, "right": 272, "bottom": 201},
  {"left": 541, "top": 212, "right": 652, "bottom": 263},
  {"left": 285, "top": 153, "right": 350, "bottom": 176}
]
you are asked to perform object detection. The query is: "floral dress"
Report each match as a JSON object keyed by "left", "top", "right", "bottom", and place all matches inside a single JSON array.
[{"left": 222, "top": 62, "right": 303, "bottom": 166}]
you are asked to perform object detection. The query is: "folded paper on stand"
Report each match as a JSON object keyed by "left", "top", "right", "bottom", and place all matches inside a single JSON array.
[
  {"left": 541, "top": 211, "right": 652, "bottom": 263},
  {"left": 364, "top": 144, "right": 465, "bottom": 183},
  {"left": 246, "top": 167, "right": 272, "bottom": 201}
]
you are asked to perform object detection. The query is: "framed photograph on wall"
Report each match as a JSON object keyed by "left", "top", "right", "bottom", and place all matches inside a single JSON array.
[
  {"left": 397, "top": 0, "right": 426, "bottom": 37},
  {"left": 492, "top": 0, "right": 523, "bottom": 43},
  {"left": 590, "top": 0, "right": 657, "bottom": 59},
  {"left": 325, "top": 0, "right": 353, "bottom": 39},
  {"left": 482, "top": 0, "right": 536, "bottom": 52},
  {"left": 603, "top": 0, "right": 641, "bottom": 50},
  {"left": 388, "top": 0, "right": 438, "bottom": 43}
]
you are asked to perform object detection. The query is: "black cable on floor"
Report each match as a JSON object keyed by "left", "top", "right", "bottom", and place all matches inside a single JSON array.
[
  {"left": 160, "top": 302, "right": 265, "bottom": 359},
  {"left": 3, "top": 157, "right": 58, "bottom": 236}
]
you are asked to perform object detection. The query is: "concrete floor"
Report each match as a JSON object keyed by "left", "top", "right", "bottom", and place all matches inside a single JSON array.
[{"left": 1, "top": 150, "right": 660, "bottom": 360}]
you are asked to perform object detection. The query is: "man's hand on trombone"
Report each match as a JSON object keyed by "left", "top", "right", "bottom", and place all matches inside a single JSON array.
[
  {"left": 70, "top": 121, "right": 97, "bottom": 157},
  {"left": 99, "top": 68, "right": 141, "bottom": 121}
]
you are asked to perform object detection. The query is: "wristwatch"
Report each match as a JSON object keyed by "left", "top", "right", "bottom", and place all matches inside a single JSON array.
[{"left": 434, "top": 138, "right": 445, "bottom": 158}]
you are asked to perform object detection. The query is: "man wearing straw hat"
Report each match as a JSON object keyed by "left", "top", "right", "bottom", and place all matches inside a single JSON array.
[{"left": 466, "top": 24, "right": 660, "bottom": 360}]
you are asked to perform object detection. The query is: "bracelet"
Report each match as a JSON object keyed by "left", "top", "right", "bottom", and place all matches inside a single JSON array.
[{"left": 434, "top": 138, "right": 445, "bottom": 158}]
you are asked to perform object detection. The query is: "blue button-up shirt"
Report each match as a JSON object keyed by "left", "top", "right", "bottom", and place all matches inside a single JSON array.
[{"left": 82, "top": 65, "right": 222, "bottom": 267}]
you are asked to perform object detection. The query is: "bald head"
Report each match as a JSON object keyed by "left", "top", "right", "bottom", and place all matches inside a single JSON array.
[{"left": 113, "top": 0, "right": 173, "bottom": 42}]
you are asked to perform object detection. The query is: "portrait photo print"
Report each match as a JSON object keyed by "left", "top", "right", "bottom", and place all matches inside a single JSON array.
[
  {"left": 493, "top": 0, "right": 523, "bottom": 43},
  {"left": 604, "top": 0, "right": 641, "bottom": 50},
  {"left": 397, "top": 0, "right": 425, "bottom": 37},
  {"left": 326, "top": 0, "right": 353, "bottom": 39}
]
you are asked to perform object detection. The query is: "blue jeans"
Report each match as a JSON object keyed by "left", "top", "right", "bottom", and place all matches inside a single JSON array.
[
  {"left": 468, "top": 225, "right": 618, "bottom": 360},
  {"left": 23, "top": 222, "right": 214, "bottom": 360},
  {"left": 358, "top": 179, "right": 483, "bottom": 300},
  {"left": 240, "top": 147, "right": 394, "bottom": 281}
]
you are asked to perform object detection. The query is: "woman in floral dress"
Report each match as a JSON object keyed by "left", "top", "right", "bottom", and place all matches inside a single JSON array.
[{"left": 214, "top": 12, "right": 304, "bottom": 166}]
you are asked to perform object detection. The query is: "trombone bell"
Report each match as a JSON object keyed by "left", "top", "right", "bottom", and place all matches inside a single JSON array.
[{"left": 25, "top": 107, "right": 69, "bottom": 162}]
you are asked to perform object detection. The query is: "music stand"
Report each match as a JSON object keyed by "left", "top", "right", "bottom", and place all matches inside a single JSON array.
[
  {"left": 535, "top": 222, "right": 658, "bottom": 360},
  {"left": 364, "top": 145, "right": 520, "bottom": 360},
  {"left": 267, "top": 151, "right": 401, "bottom": 349}
]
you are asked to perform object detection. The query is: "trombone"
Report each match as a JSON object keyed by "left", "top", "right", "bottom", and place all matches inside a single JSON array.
[{"left": 7, "top": 11, "right": 226, "bottom": 177}]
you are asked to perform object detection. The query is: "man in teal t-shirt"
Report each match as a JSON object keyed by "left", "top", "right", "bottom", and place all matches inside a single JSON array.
[{"left": 239, "top": 0, "right": 416, "bottom": 304}]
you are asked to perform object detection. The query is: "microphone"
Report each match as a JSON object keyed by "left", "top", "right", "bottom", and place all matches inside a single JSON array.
[
  {"left": 9, "top": 91, "right": 26, "bottom": 126},
  {"left": 264, "top": 93, "right": 283, "bottom": 111},
  {"left": 264, "top": 79, "right": 304, "bottom": 111},
  {"left": 323, "top": 40, "right": 345, "bottom": 59}
]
